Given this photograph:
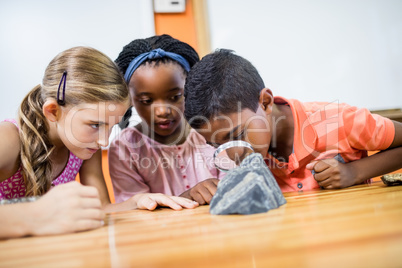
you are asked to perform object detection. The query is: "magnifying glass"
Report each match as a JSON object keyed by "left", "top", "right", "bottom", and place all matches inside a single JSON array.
[
  {"left": 0, "top": 196, "right": 39, "bottom": 205},
  {"left": 213, "top": 140, "right": 255, "bottom": 172}
]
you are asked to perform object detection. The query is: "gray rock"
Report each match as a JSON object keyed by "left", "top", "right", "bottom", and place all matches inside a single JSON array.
[
  {"left": 210, "top": 153, "right": 286, "bottom": 215},
  {"left": 381, "top": 173, "right": 402, "bottom": 186}
]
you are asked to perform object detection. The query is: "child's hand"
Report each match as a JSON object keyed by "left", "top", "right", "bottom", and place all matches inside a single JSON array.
[
  {"left": 306, "top": 158, "right": 357, "bottom": 189},
  {"left": 179, "top": 178, "right": 219, "bottom": 205},
  {"left": 133, "top": 193, "right": 199, "bottom": 211},
  {"left": 30, "top": 181, "right": 104, "bottom": 236}
]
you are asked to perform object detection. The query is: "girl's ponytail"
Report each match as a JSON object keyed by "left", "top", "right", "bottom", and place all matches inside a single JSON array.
[{"left": 18, "top": 85, "right": 53, "bottom": 196}]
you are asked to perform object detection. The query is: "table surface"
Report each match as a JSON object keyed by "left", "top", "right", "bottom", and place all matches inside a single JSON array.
[{"left": 1, "top": 181, "right": 402, "bottom": 268}]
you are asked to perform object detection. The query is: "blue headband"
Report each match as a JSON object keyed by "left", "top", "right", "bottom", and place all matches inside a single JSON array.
[{"left": 123, "top": 48, "right": 191, "bottom": 83}]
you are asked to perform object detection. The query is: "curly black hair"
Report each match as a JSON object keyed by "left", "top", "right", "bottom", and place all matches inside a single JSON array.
[{"left": 115, "top": 34, "right": 199, "bottom": 128}]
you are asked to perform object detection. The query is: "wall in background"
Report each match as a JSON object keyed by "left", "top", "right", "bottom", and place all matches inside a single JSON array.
[
  {"left": 207, "top": 0, "right": 402, "bottom": 111},
  {"left": 154, "top": 0, "right": 198, "bottom": 51},
  {"left": 2, "top": 1, "right": 401, "bottom": 124},
  {"left": 0, "top": 0, "right": 155, "bottom": 202},
  {"left": 0, "top": 0, "right": 155, "bottom": 120},
  {"left": 153, "top": 0, "right": 211, "bottom": 57}
]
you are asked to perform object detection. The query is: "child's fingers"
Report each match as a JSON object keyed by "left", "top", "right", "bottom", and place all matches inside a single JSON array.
[
  {"left": 74, "top": 219, "right": 104, "bottom": 232},
  {"left": 78, "top": 208, "right": 105, "bottom": 221},
  {"left": 209, "top": 178, "right": 220, "bottom": 186},
  {"left": 203, "top": 179, "right": 219, "bottom": 195},
  {"left": 191, "top": 179, "right": 218, "bottom": 205},
  {"left": 313, "top": 168, "right": 332, "bottom": 183},
  {"left": 79, "top": 197, "right": 102, "bottom": 209},
  {"left": 170, "top": 196, "right": 199, "bottom": 209},
  {"left": 306, "top": 161, "right": 318, "bottom": 170},
  {"left": 316, "top": 159, "right": 340, "bottom": 172},
  {"left": 152, "top": 195, "right": 183, "bottom": 211},
  {"left": 317, "top": 178, "right": 333, "bottom": 188},
  {"left": 137, "top": 196, "right": 158, "bottom": 210},
  {"left": 198, "top": 188, "right": 214, "bottom": 204},
  {"left": 191, "top": 192, "right": 207, "bottom": 205},
  {"left": 308, "top": 158, "right": 340, "bottom": 172},
  {"left": 59, "top": 181, "right": 100, "bottom": 199},
  {"left": 146, "top": 200, "right": 158, "bottom": 211},
  {"left": 77, "top": 185, "right": 101, "bottom": 198},
  {"left": 312, "top": 159, "right": 341, "bottom": 185},
  {"left": 137, "top": 194, "right": 199, "bottom": 211},
  {"left": 307, "top": 160, "right": 331, "bottom": 174}
]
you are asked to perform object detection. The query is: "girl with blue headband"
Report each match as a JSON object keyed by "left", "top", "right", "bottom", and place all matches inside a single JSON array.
[{"left": 110, "top": 34, "right": 223, "bottom": 205}]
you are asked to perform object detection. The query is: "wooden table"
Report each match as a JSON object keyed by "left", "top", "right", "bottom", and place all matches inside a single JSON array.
[{"left": 1, "top": 182, "right": 402, "bottom": 268}]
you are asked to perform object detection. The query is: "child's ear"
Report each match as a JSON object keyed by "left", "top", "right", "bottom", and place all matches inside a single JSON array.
[
  {"left": 42, "top": 99, "right": 61, "bottom": 122},
  {"left": 259, "top": 88, "right": 274, "bottom": 114}
]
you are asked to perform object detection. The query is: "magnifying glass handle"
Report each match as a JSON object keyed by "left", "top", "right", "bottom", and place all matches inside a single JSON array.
[{"left": 0, "top": 196, "right": 40, "bottom": 205}]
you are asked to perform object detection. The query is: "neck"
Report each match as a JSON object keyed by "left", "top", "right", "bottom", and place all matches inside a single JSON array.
[
  {"left": 47, "top": 120, "right": 64, "bottom": 149},
  {"left": 45, "top": 119, "right": 70, "bottom": 177},
  {"left": 269, "top": 103, "right": 294, "bottom": 162}
]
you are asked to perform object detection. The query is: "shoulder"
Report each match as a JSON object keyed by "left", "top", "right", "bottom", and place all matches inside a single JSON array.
[
  {"left": 185, "top": 129, "right": 216, "bottom": 153},
  {"left": 291, "top": 99, "right": 353, "bottom": 123},
  {"left": 108, "top": 126, "right": 150, "bottom": 162},
  {"left": 110, "top": 126, "right": 144, "bottom": 148},
  {"left": 0, "top": 121, "right": 21, "bottom": 180},
  {"left": 339, "top": 104, "right": 394, "bottom": 135},
  {"left": 185, "top": 129, "right": 209, "bottom": 147},
  {"left": 0, "top": 121, "right": 20, "bottom": 153}
]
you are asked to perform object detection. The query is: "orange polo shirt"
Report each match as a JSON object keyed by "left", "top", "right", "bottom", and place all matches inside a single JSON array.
[{"left": 266, "top": 97, "right": 395, "bottom": 192}]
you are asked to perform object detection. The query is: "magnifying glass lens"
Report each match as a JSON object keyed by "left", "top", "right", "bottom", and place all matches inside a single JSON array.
[{"left": 213, "top": 141, "right": 254, "bottom": 172}]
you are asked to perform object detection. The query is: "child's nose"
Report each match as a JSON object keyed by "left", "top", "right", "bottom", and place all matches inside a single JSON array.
[
  {"left": 97, "top": 131, "right": 109, "bottom": 148},
  {"left": 153, "top": 103, "right": 172, "bottom": 117}
]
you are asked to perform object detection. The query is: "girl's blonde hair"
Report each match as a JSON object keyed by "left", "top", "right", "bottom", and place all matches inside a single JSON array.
[{"left": 18, "top": 46, "right": 128, "bottom": 196}]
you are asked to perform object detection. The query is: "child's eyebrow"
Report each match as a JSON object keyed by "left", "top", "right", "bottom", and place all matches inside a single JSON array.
[
  {"left": 223, "top": 125, "right": 242, "bottom": 140},
  {"left": 137, "top": 92, "right": 151, "bottom": 96},
  {"left": 89, "top": 120, "right": 107, "bottom": 125},
  {"left": 167, "top": 87, "right": 181, "bottom": 92}
]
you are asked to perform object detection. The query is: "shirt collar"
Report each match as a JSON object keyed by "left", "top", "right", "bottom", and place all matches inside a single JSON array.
[{"left": 273, "top": 96, "right": 318, "bottom": 171}]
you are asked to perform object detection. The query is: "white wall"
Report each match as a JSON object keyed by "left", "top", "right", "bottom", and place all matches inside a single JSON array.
[
  {"left": 207, "top": 0, "right": 402, "bottom": 111},
  {"left": 2, "top": 0, "right": 400, "bottom": 120},
  {"left": 0, "top": 0, "right": 154, "bottom": 120}
]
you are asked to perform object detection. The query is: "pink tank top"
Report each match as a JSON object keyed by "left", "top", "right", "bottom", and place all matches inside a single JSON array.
[{"left": 0, "top": 119, "right": 83, "bottom": 200}]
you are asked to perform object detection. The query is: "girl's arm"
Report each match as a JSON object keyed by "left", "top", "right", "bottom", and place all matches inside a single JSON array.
[
  {"left": 0, "top": 181, "right": 103, "bottom": 238},
  {"left": 78, "top": 150, "right": 111, "bottom": 206},
  {"left": 0, "top": 122, "right": 21, "bottom": 181},
  {"left": 79, "top": 150, "right": 199, "bottom": 213}
]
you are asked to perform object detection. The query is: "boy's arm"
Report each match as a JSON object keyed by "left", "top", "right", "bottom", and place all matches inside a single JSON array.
[{"left": 307, "top": 121, "right": 402, "bottom": 189}]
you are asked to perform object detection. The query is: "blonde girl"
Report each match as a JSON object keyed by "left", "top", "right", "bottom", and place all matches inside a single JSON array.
[{"left": 0, "top": 47, "right": 197, "bottom": 238}]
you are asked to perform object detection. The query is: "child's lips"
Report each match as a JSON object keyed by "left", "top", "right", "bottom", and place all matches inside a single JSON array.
[
  {"left": 156, "top": 120, "right": 174, "bottom": 129},
  {"left": 87, "top": 148, "right": 99, "bottom": 154}
]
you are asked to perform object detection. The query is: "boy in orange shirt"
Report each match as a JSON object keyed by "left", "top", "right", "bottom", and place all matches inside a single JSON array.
[{"left": 184, "top": 49, "right": 402, "bottom": 192}]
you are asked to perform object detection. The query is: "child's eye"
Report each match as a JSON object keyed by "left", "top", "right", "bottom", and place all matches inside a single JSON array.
[
  {"left": 139, "top": 98, "right": 153, "bottom": 105},
  {"left": 207, "top": 141, "right": 221, "bottom": 148},
  {"left": 170, "top": 94, "right": 182, "bottom": 102},
  {"left": 90, "top": 124, "right": 100, "bottom": 129},
  {"left": 234, "top": 130, "right": 246, "bottom": 140}
]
